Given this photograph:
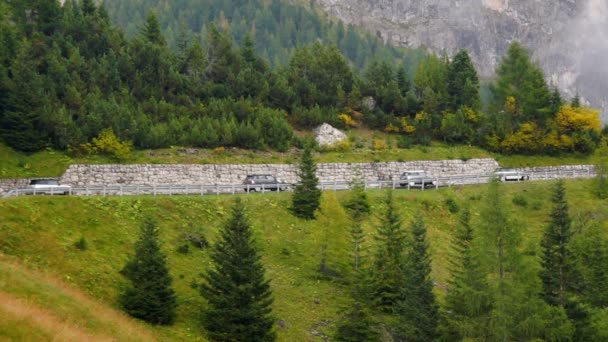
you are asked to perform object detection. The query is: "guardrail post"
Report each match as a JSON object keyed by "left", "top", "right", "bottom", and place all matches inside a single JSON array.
[
  {"left": 392, "top": 180, "right": 396, "bottom": 190},
  {"left": 120, "top": 185, "right": 123, "bottom": 196},
  {"left": 232, "top": 184, "right": 235, "bottom": 195},
  {"left": 103, "top": 187, "right": 106, "bottom": 197},
  {"left": 200, "top": 185, "right": 204, "bottom": 196},
  {"left": 216, "top": 184, "right": 219, "bottom": 196},
  {"left": 435, "top": 179, "right": 439, "bottom": 190},
  {"left": 334, "top": 180, "right": 337, "bottom": 191},
  {"left": 85, "top": 186, "right": 89, "bottom": 196}
]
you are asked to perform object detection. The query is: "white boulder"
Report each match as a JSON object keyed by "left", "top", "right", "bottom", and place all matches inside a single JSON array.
[{"left": 314, "top": 123, "right": 347, "bottom": 147}]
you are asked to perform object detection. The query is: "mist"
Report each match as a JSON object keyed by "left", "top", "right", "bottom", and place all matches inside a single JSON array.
[{"left": 563, "top": 0, "right": 608, "bottom": 122}]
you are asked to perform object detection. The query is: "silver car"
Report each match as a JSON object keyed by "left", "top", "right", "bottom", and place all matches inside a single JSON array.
[
  {"left": 399, "top": 171, "right": 436, "bottom": 188},
  {"left": 494, "top": 168, "right": 530, "bottom": 182},
  {"left": 28, "top": 179, "right": 71, "bottom": 195}
]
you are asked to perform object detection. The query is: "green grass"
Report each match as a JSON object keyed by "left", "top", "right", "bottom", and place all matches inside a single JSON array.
[
  {"left": 2, "top": 132, "right": 605, "bottom": 179},
  {"left": 1, "top": 179, "right": 607, "bottom": 340},
  {"left": 0, "top": 256, "right": 158, "bottom": 341}
]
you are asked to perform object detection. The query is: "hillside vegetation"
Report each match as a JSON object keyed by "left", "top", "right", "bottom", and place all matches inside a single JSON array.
[
  {"left": 1, "top": 1, "right": 604, "bottom": 161},
  {"left": 2, "top": 136, "right": 607, "bottom": 179},
  {"left": 1, "top": 180, "right": 607, "bottom": 340}
]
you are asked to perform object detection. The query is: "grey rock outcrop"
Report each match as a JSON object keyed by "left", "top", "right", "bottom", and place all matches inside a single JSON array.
[
  {"left": 314, "top": 123, "right": 348, "bottom": 147},
  {"left": 315, "top": 0, "right": 608, "bottom": 123}
]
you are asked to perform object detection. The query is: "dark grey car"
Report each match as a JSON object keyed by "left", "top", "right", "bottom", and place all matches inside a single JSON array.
[{"left": 243, "top": 174, "right": 288, "bottom": 192}]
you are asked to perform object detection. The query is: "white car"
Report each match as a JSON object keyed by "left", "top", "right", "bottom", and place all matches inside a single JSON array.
[
  {"left": 28, "top": 179, "right": 71, "bottom": 195},
  {"left": 494, "top": 168, "right": 530, "bottom": 182},
  {"left": 399, "top": 170, "right": 437, "bottom": 188}
]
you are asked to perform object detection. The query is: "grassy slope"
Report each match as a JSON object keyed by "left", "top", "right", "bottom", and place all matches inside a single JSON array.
[
  {"left": 1, "top": 179, "right": 607, "bottom": 340},
  {"left": 0, "top": 256, "right": 158, "bottom": 341},
  {"left": 2, "top": 131, "right": 604, "bottom": 179}
]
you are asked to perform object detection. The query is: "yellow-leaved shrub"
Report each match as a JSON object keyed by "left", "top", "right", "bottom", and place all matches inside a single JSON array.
[
  {"left": 556, "top": 105, "right": 601, "bottom": 134},
  {"left": 79, "top": 128, "right": 132, "bottom": 160}
]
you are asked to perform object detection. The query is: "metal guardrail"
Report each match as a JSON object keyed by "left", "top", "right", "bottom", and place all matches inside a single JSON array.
[{"left": 0, "top": 168, "right": 597, "bottom": 199}]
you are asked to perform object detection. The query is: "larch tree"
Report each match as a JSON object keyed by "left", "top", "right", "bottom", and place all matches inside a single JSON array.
[
  {"left": 343, "top": 175, "right": 371, "bottom": 272},
  {"left": 478, "top": 180, "right": 573, "bottom": 341},
  {"left": 396, "top": 214, "right": 439, "bottom": 342},
  {"left": 443, "top": 207, "right": 491, "bottom": 340},
  {"left": 335, "top": 176, "right": 377, "bottom": 342},
  {"left": 200, "top": 198, "right": 275, "bottom": 341},
  {"left": 369, "top": 190, "right": 407, "bottom": 311}
]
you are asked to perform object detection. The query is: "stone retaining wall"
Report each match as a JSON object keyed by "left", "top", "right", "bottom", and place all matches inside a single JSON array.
[
  {"left": 519, "top": 164, "right": 596, "bottom": 179},
  {"left": 1, "top": 161, "right": 598, "bottom": 195},
  {"left": 59, "top": 158, "right": 500, "bottom": 187},
  {"left": 0, "top": 178, "right": 33, "bottom": 194}
]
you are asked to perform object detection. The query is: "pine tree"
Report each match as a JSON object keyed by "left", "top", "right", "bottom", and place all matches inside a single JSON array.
[
  {"left": 540, "top": 180, "right": 580, "bottom": 307},
  {"left": 443, "top": 208, "right": 491, "bottom": 340},
  {"left": 369, "top": 190, "right": 406, "bottom": 310},
  {"left": 396, "top": 214, "right": 439, "bottom": 341},
  {"left": 201, "top": 198, "right": 275, "bottom": 342},
  {"left": 120, "top": 217, "right": 177, "bottom": 325},
  {"left": 291, "top": 144, "right": 321, "bottom": 219}
]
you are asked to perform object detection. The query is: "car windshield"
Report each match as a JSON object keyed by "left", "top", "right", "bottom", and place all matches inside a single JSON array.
[{"left": 30, "top": 179, "right": 58, "bottom": 185}]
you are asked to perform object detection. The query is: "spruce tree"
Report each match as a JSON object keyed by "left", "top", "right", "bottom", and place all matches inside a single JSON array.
[
  {"left": 142, "top": 11, "right": 165, "bottom": 46},
  {"left": 334, "top": 300, "right": 377, "bottom": 342},
  {"left": 447, "top": 49, "right": 480, "bottom": 111},
  {"left": 120, "top": 217, "right": 177, "bottom": 325},
  {"left": 396, "top": 214, "right": 439, "bottom": 341},
  {"left": 291, "top": 144, "right": 321, "bottom": 219},
  {"left": 201, "top": 198, "right": 275, "bottom": 342},
  {"left": 571, "top": 93, "right": 581, "bottom": 108},
  {"left": 369, "top": 190, "right": 406, "bottom": 310},
  {"left": 540, "top": 180, "right": 580, "bottom": 307},
  {"left": 443, "top": 208, "right": 491, "bottom": 340}
]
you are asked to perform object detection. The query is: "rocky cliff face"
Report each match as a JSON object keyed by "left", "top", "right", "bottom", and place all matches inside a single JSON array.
[{"left": 316, "top": 0, "right": 608, "bottom": 123}]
